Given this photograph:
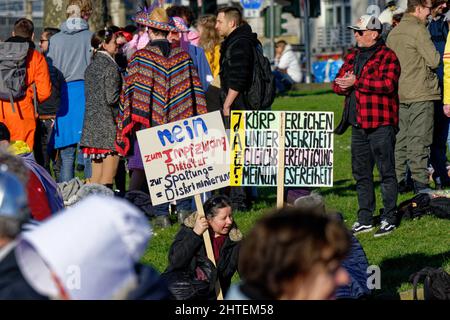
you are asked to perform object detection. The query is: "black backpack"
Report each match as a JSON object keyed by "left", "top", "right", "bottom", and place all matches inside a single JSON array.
[
  {"left": 0, "top": 42, "right": 30, "bottom": 113},
  {"left": 429, "top": 196, "right": 450, "bottom": 219},
  {"left": 398, "top": 193, "right": 432, "bottom": 220},
  {"left": 244, "top": 44, "right": 276, "bottom": 110},
  {"left": 410, "top": 267, "right": 450, "bottom": 300},
  {"left": 398, "top": 193, "right": 450, "bottom": 220}
]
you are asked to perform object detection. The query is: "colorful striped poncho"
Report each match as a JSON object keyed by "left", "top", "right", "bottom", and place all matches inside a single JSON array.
[{"left": 115, "top": 43, "right": 207, "bottom": 156}]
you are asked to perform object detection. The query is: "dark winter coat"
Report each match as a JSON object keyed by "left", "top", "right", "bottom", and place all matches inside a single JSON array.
[
  {"left": 38, "top": 57, "right": 63, "bottom": 116},
  {"left": 163, "top": 212, "right": 242, "bottom": 298},
  {"left": 126, "top": 264, "right": 171, "bottom": 300},
  {"left": 0, "top": 245, "right": 48, "bottom": 300},
  {"left": 80, "top": 52, "right": 121, "bottom": 151},
  {"left": 219, "top": 23, "right": 259, "bottom": 109}
]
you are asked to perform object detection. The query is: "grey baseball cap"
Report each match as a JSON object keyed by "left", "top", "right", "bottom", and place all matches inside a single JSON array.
[{"left": 348, "top": 15, "right": 382, "bottom": 31}]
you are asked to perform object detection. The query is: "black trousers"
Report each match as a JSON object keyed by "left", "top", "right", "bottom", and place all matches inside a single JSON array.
[
  {"left": 351, "top": 125, "right": 398, "bottom": 225},
  {"left": 430, "top": 100, "right": 450, "bottom": 185},
  {"left": 34, "top": 118, "right": 60, "bottom": 179}
]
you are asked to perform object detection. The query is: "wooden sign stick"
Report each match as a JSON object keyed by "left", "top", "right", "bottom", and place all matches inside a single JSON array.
[
  {"left": 194, "top": 193, "right": 224, "bottom": 300},
  {"left": 277, "top": 112, "right": 286, "bottom": 209}
]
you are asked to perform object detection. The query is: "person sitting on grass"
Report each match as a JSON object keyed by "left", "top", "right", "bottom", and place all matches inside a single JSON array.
[
  {"left": 161, "top": 195, "right": 241, "bottom": 300},
  {"left": 273, "top": 40, "right": 302, "bottom": 95}
]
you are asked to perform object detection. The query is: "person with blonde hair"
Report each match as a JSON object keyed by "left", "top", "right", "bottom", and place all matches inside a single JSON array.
[
  {"left": 198, "top": 14, "right": 221, "bottom": 79},
  {"left": 65, "top": 0, "right": 92, "bottom": 19}
]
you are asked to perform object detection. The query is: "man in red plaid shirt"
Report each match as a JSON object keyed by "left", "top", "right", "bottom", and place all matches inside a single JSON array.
[{"left": 333, "top": 15, "right": 401, "bottom": 237}]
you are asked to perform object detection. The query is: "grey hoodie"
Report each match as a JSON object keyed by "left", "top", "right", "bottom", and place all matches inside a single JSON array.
[{"left": 46, "top": 18, "right": 93, "bottom": 83}]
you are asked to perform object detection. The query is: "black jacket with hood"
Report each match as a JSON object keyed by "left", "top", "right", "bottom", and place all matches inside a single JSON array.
[{"left": 219, "top": 23, "right": 259, "bottom": 109}]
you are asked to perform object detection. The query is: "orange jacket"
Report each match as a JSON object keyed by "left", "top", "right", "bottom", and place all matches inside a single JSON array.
[{"left": 0, "top": 49, "right": 51, "bottom": 149}]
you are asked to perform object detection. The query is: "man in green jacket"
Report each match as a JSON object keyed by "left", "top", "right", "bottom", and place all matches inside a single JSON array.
[{"left": 386, "top": 0, "right": 440, "bottom": 193}]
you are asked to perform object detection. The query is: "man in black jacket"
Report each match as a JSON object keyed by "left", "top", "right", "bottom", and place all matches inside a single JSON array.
[
  {"left": 35, "top": 27, "right": 63, "bottom": 177},
  {"left": 216, "top": 7, "right": 259, "bottom": 211},
  {"left": 216, "top": 7, "right": 259, "bottom": 117}
]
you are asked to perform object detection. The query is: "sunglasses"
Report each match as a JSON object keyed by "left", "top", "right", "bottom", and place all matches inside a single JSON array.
[
  {"left": 353, "top": 30, "right": 366, "bottom": 36},
  {"left": 39, "top": 39, "right": 48, "bottom": 43}
]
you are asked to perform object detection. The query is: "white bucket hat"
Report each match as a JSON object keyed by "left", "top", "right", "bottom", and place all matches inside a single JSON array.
[{"left": 15, "top": 195, "right": 152, "bottom": 300}]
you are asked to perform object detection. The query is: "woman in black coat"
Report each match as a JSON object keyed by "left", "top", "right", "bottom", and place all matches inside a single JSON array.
[{"left": 162, "top": 195, "right": 241, "bottom": 300}]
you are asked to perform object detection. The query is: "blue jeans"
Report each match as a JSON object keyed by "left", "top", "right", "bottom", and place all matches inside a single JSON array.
[
  {"left": 77, "top": 146, "right": 92, "bottom": 179},
  {"left": 58, "top": 144, "right": 76, "bottom": 182},
  {"left": 58, "top": 144, "right": 92, "bottom": 182},
  {"left": 273, "top": 70, "right": 294, "bottom": 94}
]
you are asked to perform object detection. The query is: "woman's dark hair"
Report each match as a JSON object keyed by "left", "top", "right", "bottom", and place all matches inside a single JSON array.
[
  {"left": 203, "top": 195, "right": 232, "bottom": 219},
  {"left": 149, "top": 27, "right": 169, "bottom": 38},
  {"left": 108, "top": 25, "right": 121, "bottom": 34},
  {"left": 239, "top": 207, "right": 350, "bottom": 299},
  {"left": 166, "top": 5, "right": 195, "bottom": 26},
  {"left": 124, "top": 24, "right": 138, "bottom": 34},
  {"left": 91, "top": 28, "right": 115, "bottom": 55},
  {"left": 43, "top": 27, "right": 60, "bottom": 38}
]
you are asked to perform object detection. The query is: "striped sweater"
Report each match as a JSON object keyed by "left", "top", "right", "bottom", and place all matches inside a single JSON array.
[{"left": 115, "top": 44, "right": 207, "bottom": 156}]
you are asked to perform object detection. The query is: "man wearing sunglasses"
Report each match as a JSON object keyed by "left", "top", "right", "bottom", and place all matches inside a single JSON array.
[
  {"left": 387, "top": 0, "right": 440, "bottom": 195},
  {"left": 333, "top": 15, "right": 401, "bottom": 237}
]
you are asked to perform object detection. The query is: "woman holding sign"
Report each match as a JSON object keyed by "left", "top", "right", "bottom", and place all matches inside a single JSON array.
[{"left": 161, "top": 195, "right": 241, "bottom": 300}]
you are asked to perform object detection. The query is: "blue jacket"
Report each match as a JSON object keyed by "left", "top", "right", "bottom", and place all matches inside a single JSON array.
[
  {"left": 336, "top": 234, "right": 371, "bottom": 299},
  {"left": 188, "top": 44, "right": 213, "bottom": 91},
  {"left": 428, "top": 15, "right": 449, "bottom": 86}
]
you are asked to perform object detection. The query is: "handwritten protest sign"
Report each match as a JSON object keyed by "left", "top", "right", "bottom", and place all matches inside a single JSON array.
[
  {"left": 137, "top": 111, "right": 230, "bottom": 206},
  {"left": 230, "top": 110, "right": 334, "bottom": 188}
]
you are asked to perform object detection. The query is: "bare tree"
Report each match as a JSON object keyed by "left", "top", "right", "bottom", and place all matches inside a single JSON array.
[{"left": 43, "top": 0, "right": 105, "bottom": 30}]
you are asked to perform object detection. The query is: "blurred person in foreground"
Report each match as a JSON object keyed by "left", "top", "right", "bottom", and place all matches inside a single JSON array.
[
  {"left": 0, "top": 169, "right": 46, "bottom": 299},
  {"left": 12, "top": 196, "right": 170, "bottom": 299},
  {"left": 226, "top": 206, "right": 350, "bottom": 300}
]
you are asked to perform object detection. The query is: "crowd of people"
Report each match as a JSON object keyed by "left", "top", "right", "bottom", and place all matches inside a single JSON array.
[
  {"left": 0, "top": 0, "right": 448, "bottom": 301},
  {"left": 0, "top": 0, "right": 358, "bottom": 300}
]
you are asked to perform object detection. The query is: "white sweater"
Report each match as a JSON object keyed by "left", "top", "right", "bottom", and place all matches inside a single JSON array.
[{"left": 275, "top": 44, "right": 302, "bottom": 83}]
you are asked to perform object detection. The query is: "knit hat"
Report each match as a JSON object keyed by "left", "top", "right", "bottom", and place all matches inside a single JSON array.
[{"left": 133, "top": 7, "right": 178, "bottom": 32}]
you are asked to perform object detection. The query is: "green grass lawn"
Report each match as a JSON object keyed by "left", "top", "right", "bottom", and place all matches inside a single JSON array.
[{"left": 142, "top": 88, "right": 450, "bottom": 299}]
